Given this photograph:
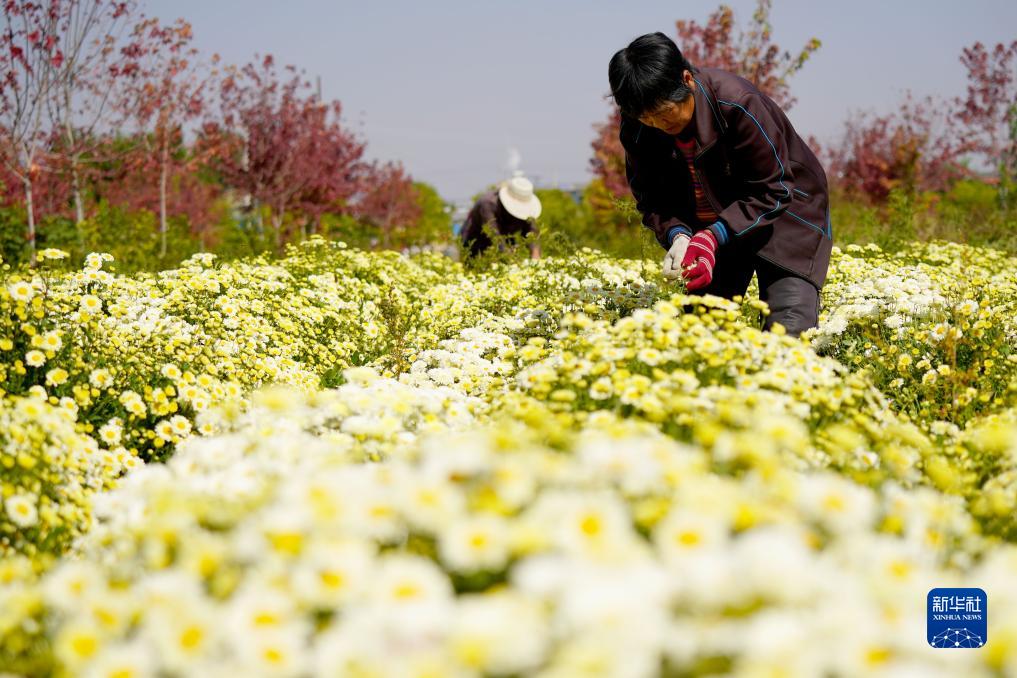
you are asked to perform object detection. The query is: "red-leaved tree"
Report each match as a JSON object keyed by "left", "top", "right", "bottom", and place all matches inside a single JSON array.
[
  {"left": 93, "top": 128, "right": 221, "bottom": 245},
  {"left": 956, "top": 40, "right": 1017, "bottom": 204},
  {"left": 117, "top": 16, "right": 216, "bottom": 255},
  {"left": 1, "top": 1, "right": 68, "bottom": 259},
  {"left": 292, "top": 97, "right": 366, "bottom": 238},
  {"left": 827, "top": 92, "right": 971, "bottom": 202},
  {"left": 0, "top": 128, "right": 70, "bottom": 215},
  {"left": 45, "top": 0, "right": 136, "bottom": 226},
  {"left": 826, "top": 40, "right": 1016, "bottom": 203},
  {"left": 354, "top": 161, "right": 421, "bottom": 248},
  {"left": 204, "top": 55, "right": 365, "bottom": 251},
  {"left": 1, "top": 0, "right": 140, "bottom": 260},
  {"left": 673, "top": 0, "right": 820, "bottom": 110}
]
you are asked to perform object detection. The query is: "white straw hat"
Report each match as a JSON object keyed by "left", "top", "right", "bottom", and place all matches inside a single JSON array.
[{"left": 498, "top": 175, "right": 542, "bottom": 220}]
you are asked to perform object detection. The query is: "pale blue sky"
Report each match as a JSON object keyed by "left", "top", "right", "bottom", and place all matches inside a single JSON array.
[{"left": 146, "top": 0, "right": 1017, "bottom": 202}]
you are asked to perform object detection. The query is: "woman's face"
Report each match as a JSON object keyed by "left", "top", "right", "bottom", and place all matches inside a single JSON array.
[{"left": 637, "top": 70, "right": 696, "bottom": 135}]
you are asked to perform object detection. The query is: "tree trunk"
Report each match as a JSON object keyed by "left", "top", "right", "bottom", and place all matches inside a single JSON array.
[
  {"left": 382, "top": 206, "right": 395, "bottom": 249},
  {"left": 71, "top": 160, "right": 85, "bottom": 225},
  {"left": 159, "top": 145, "right": 169, "bottom": 258},
  {"left": 24, "top": 176, "right": 37, "bottom": 267},
  {"left": 63, "top": 90, "right": 85, "bottom": 225},
  {"left": 1004, "top": 105, "right": 1017, "bottom": 211},
  {"left": 1000, "top": 159, "right": 1012, "bottom": 212},
  {"left": 272, "top": 212, "right": 283, "bottom": 253}
]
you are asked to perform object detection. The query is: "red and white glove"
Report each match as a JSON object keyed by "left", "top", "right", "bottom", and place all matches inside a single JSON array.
[{"left": 680, "top": 229, "right": 718, "bottom": 291}]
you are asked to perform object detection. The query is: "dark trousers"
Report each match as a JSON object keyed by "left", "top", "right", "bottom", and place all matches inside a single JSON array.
[{"left": 687, "top": 245, "right": 821, "bottom": 338}]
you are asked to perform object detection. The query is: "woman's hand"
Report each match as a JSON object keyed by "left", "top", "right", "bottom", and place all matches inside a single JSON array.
[
  {"left": 680, "top": 229, "right": 718, "bottom": 291},
  {"left": 663, "top": 233, "right": 691, "bottom": 280}
]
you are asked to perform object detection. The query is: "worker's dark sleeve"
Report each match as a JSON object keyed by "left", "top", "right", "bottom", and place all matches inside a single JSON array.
[{"left": 459, "top": 198, "right": 494, "bottom": 244}]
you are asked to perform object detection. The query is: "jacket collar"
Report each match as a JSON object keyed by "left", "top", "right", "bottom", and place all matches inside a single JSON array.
[{"left": 687, "top": 72, "right": 726, "bottom": 157}]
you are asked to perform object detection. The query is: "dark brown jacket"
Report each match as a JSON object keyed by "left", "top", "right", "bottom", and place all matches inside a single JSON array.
[
  {"left": 622, "top": 67, "right": 833, "bottom": 288},
  {"left": 459, "top": 190, "right": 537, "bottom": 257}
]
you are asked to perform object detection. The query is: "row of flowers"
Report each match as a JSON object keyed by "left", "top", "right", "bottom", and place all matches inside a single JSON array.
[
  {"left": 0, "top": 237, "right": 1015, "bottom": 675},
  {"left": 2, "top": 376, "right": 1016, "bottom": 677},
  {"left": 807, "top": 242, "right": 1016, "bottom": 426},
  {"left": 0, "top": 240, "right": 670, "bottom": 560},
  {"left": 3, "top": 240, "right": 1016, "bottom": 559}
]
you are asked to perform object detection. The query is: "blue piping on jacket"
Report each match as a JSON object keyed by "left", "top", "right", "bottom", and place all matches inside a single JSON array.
[
  {"left": 693, "top": 78, "right": 722, "bottom": 124},
  {"left": 716, "top": 99, "right": 791, "bottom": 234},
  {"left": 787, "top": 210, "right": 826, "bottom": 235}
]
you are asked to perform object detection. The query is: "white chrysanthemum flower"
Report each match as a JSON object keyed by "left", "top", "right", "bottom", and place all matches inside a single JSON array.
[
  {"left": 589, "top": 376, "right": 614, "bottom": 400},
  {"left": 170, "top": 415, "right": 192, "bottom": 437},
  {"left": 797, "top": 474, "right": 878, "bottom": 535},
  {"left": 8, "top": 279, "right": 35, "bottom": 302},
  {"left": 439, "top": 514, "right": 512, "bottom": 573},
  {"left": 956, "top": 299, "right": 979, "bottom": 315},
  {"left": 79, "top": 294, "right": 102, "bottom": 313},
  {"left": 98, "top": 421, "right": 123, "bottom": 446},
  {"left": 576, "top": 433, "right": 670, "bottom": 496},
  {"left": 226, "top": 587, "right": 300, "bottom": 637},
  {"left": 292, "top": 540, "right": 374, "bottom": 609},
  {"left": 542, "top": 490, "right": 639, "bottom": 559},
  {"left": 59, "top": 396, "right": 78, "bottom": 416},
  {"left": 45, "top": 367, "right": 69, "bottom": 386},
  {"left": 554, "top": 559, "right": 674, "bottom": 655},
  {"left": 653, "top": 507, "right": 729, "bottom": 561},
  {"left": 884, "top": 314, "right": 904, "bottom": 329},
  {"left": 311, "top": 611, "right": 395, "bottom": 677},
  {"left": 53, "top": 617, "right": 104, "bottom": 671},
  {"left": 154, "top": 419, "right": 175, "bottom": 442},
  {"left": 40, "top": 330, "right": 62, "bottom": 351},
  {"left": 448, "top": 592, "right": 550, "bottom": 674},
  {"left": 80, "top": 639, "right": 156, "bottom": 678},
  {"left": 84, "top": 252, "right": 106, "bottom": 270},
  {"left": 38, "top": 247, "right": 69, "bottom": 260},
  {"left": 89, "top": 368, "right": 112, "bottom": 388},
  {"left": 399, "top": 478, "right": 467, "bottom": 534},
  {"left": 142, "top": 599, "right": 220, "bottom": 674},
  {"left": 161, "top": 363, "right": 182, "bottom": 380},
  {"left": 5, "top": 493, "right": 38, "bottom": 528},
  {"left": 637, "top": 347, "right": 663, "bottom": 366},
  {"left": 343, "top": 365, "right": 381, "bottom": 386},
  {"left": 42, "top": 561, "right": 104, "bottom": 612},
  {"left": 365, "top": 554, "right": 454, "bottom": 635},
  {"left": 232, "top": 627, "right": 309, "bottom": 677}
]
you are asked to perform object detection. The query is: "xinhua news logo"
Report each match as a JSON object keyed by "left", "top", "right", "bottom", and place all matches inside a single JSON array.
[{"left": 927, "top": 588, "right": 987, "bottom": 648}]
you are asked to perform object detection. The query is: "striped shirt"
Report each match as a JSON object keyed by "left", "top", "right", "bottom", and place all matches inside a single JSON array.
[{"left": 674, "top": 134, "right": 718, "bottom": 226}]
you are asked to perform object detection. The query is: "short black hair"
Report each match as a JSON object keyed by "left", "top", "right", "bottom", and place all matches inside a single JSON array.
[{"left": 608, "top": 32, "right": 695, "bottom": 119}]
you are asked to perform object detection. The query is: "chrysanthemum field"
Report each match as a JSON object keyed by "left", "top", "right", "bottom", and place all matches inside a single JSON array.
[{"left": 1, "top": 237, "right": 1016, "bottom": 677}]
